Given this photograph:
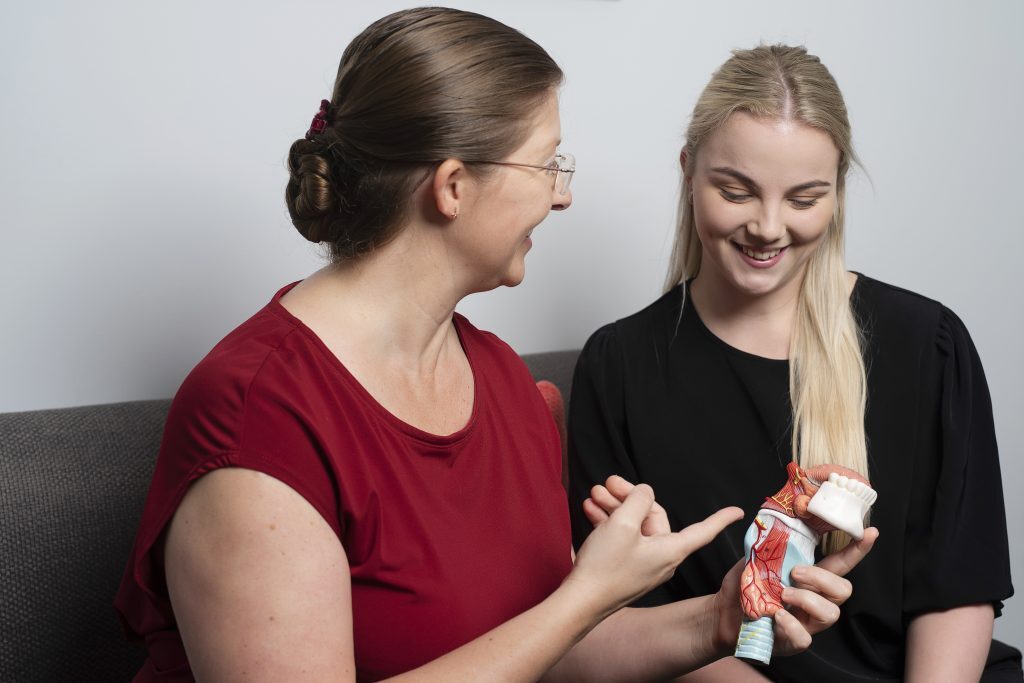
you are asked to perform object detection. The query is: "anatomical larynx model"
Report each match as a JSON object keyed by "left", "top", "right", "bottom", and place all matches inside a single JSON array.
[{"left": 735, "top": 462, "right": 878, "bottom": 664}]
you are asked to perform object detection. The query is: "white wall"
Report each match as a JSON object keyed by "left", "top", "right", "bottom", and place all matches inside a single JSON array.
[{"left": 2, "top": 0, "right": 1022, "bottom": 643}]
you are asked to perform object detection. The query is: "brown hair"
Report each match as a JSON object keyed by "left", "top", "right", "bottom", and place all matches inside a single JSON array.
[{"left": 285, "top": 7, "right": 563, "bottom": 261}]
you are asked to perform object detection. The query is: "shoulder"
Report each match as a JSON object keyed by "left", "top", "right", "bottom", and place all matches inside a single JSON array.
[
  {"left": 452, "top": 313, "right": 543, "bottom": 399},
  {"left": 852, "top": 273, "right": 983, "bottom": 375},
  {"left": 853, "top": 273, "right": 945, "bottom": 334},
  {"left": 580, "top": 286, "right": 683, "bottom": 362},
  {"left": 574, "top": 287, "right": 683, "bottom": 397},
  {"left": 851, "top": 273, "right": 965, "bottom": 352},
  {"left": 165, "top": 302, "right": 312, "bottom": 456}
]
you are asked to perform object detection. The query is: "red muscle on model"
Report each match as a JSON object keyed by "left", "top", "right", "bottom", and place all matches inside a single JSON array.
[{"left": 739, "top": 517, "right": 790, "bottom": 620}]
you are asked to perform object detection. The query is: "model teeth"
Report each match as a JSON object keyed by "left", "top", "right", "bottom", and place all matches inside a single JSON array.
[
  {"left": 741, "top": 246, "right": 781, "bottom": 261},
  {"left": 828, "top": 472, "right": 878, "bottom": 505}
]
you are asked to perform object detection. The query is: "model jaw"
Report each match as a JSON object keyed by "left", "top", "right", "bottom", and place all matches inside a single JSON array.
[{"left": 805, "top": 472, "right": 878, "bottom": 540}]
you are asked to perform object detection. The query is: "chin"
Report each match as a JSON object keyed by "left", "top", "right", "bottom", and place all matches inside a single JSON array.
[
  {"left": 500, "top": 266, "right": 526, "bottom": 288},
  {"left": 716, "top": 257, "right": 801, "bottom": 299}
]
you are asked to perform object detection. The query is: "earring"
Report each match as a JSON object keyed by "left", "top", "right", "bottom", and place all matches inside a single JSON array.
[{"left": 450, "top": 207, "right": 459, "bottom": 219}]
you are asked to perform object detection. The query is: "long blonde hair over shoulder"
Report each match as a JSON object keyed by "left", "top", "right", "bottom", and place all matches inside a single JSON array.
[{"left": 665, "top": 45, "right": 867, "bottom": 554}]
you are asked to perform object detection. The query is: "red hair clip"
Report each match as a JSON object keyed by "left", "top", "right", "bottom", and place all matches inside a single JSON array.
[{"left": 305, "top": 99, "right": 330, "bottom": 140}]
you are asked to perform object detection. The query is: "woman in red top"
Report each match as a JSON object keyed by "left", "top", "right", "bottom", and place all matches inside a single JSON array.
[{"left": 115, "top": 8, "right": 873, "bottom": 681}]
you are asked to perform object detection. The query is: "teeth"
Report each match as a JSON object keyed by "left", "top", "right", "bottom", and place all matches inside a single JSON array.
[
  {"left": 825, "top": 473, "right": 877, "bottom": 505},
  {"left": 741, "top": 246, "right": 781, "bottom": 261}
]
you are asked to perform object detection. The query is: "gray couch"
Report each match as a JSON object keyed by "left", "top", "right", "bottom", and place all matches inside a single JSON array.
[{"left": 0, "top": 350, "right": 580, "bottom": 682}]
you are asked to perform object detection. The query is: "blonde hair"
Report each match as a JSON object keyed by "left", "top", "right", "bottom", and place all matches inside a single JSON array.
[{"left": 665, "top": 45, "right": 867, "bottom": 553}]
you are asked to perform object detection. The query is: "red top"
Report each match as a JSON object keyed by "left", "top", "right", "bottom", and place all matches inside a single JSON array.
[{"left": 115, "top": 284, "right": 572, "bottom": 682}]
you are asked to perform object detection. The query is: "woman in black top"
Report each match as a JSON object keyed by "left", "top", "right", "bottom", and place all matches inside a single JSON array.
[{"left": 569, "top": 45, "right": 1020, "bottom": 682}]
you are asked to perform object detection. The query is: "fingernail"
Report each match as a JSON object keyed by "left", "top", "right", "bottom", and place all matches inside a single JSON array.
[{"left": 791, "top": 567, "right": 805, "bottom": 580}]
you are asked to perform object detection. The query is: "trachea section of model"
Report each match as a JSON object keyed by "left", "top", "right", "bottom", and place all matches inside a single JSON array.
[{"left": 734, "top": 462, "right": 877, "bottom": 664}]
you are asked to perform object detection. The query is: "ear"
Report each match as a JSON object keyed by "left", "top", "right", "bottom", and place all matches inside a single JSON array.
[
  {"left": 679, "top": 149, "right": 692, "bottom": 199},
  {"left": 431, "top": 159, "right": 466, "bottom": 220}
]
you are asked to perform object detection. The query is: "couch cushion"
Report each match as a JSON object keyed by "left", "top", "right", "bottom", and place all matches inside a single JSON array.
[{"left": 0, "top": 400, "right": 169, "bottom": 682}]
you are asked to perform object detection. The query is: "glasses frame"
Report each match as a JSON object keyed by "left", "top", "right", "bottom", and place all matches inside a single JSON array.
[{"left": 471, "top": 151, "right": 575, "bottom": 196}]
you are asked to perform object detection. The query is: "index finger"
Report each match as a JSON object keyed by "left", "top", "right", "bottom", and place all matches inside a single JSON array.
[
  {"left": 669, "top": 506, "right": 745, "bottom": 558},
  {"left": 815, "top": 527, "right": 878, "bottom": 577}
]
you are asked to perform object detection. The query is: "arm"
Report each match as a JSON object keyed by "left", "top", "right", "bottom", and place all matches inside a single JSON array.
[
  {"left": 904, "top": 604, "right": 994, "bottom": 683},
  {"left": 901, "top": 311, "right": 1005, "bottom": 682},
  {"left": 667, "top": 658, "right": 772, "bottom": 682},
  {"left": 166, "top": 468, "right": 741, "bottom": 682}
]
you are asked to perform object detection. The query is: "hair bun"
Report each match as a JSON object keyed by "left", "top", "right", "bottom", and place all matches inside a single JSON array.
[{"left": 286, "top": 142, "right": 338, "bottom": 244}]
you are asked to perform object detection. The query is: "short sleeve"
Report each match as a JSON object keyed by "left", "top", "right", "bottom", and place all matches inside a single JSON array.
[
  {"left": 567, "top": 324, "right": 641, "bottom": 551},
  {"left": 903, "top": 306, "right": 1014, "bottom": 616}
]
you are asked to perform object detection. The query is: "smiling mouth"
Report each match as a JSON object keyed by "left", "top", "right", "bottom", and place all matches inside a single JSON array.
[{"left": 734, "top": 243, "right": 785, "bottom": 261}]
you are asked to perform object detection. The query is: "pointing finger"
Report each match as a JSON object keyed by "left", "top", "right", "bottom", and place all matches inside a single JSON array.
[{"left": 669, "top": 506, "right": 744, "bottom": 557}]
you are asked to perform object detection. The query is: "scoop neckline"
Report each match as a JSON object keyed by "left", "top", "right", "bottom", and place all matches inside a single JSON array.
[
  {"left": 683, "top": 273, "right": 863, "bottom": 365},
  {"left": 267, "top": 282, "right": 480, "bottom": 447}
]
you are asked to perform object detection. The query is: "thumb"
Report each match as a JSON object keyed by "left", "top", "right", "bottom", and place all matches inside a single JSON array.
[{"left": 666, "top": 506, "right": 744, "bottom": 558}]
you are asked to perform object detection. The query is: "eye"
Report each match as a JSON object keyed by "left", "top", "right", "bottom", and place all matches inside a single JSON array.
[
  {"left": 720, "top": 189, "right": 752, "bottom": 203},
  {"left": 788, "top": 197, "right": 819, "bottom": 209}
]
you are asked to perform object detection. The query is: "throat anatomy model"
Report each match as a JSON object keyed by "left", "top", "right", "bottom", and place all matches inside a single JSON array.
[{"left": 734, "top": 462, "right": 877, "bottom": 664}]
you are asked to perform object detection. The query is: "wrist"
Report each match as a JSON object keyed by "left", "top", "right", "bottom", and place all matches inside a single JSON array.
[
  {"left": 555, "top": 572, "right": 618, "bottom": 632},
  {"left": 704, "top": 591, "right": 734, "bottom": 659}
]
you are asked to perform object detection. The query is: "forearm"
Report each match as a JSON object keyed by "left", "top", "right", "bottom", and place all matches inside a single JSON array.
[
  {"left": 545, "top": 596, "right": 728, "bottom": 683},
  {"left": 667, "top": 658, "right": 772, "bottom": 682},
  {"left": 385, "top": 580, "right": 606, "bottom": 683},
  {"left": 904, "top": 603, "right": 994, "bottom": 683}
]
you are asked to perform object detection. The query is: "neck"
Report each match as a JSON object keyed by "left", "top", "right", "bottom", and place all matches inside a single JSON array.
[
  {"left": 283, "top": 224, "right": 472, "bottom": 374},
  {"left": 689, "top": 266, "right": 804, "bottom": 360}
]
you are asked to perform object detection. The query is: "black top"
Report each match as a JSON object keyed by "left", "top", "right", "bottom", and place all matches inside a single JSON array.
[{"left": 568, "top": 274, "right": 1019, "bottom": 682}]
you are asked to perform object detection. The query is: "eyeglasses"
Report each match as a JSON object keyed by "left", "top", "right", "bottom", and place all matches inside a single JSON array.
[{"left": 472, "top": 152, "right": 575, "bottom": 196}]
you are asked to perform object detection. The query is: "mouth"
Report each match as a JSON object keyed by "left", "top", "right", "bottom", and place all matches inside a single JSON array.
[
  {"left": 734, "top": 243, "right": 783, "bottom": 260},
  {"left": 732, "top": 242, "right": 787, "bottom": 267}
]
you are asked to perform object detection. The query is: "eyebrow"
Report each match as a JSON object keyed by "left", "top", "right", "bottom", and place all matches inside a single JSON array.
[{"left": 710, "top": 166, "right": 831, "bottom": 193}]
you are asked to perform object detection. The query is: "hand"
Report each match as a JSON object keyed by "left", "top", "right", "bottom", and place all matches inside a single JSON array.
[
  {"left": 568, "top": 477, "right": 742, "bottom": 620},
  {"left": 710, "top": 528, "right": 878, "bottom": 656},
  {"left": 584, "top": 475, "right": 878, "bottom": 658}
]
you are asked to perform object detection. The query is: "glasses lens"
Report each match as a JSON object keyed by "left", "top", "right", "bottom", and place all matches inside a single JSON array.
[{"left": 556, "top": 153, "right": 575, "bottom": 195}]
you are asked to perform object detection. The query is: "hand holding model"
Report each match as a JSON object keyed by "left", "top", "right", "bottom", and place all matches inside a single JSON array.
[
  {"left": 583, "top": 475, "right": 877, "bottom": 662},
  {"left": 735, "top": 463, "right": 878, "bottom": 664}
]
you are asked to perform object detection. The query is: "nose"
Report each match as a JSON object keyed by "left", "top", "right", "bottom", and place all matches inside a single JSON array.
[
  {"left": 551, "top": 188, "right": 572, "bottom": 211},
  {"left": 745, "top": 203, "right": 784, "bottom": 243}
]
